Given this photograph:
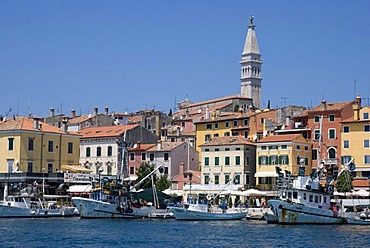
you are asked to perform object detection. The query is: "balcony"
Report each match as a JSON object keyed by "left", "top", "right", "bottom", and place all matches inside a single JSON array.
[{"left": 322, "top": 158, "right": 338, "bottom": 165}]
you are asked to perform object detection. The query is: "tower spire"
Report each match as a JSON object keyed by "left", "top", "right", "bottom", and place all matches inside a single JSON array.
[{"left": 240, "top": 15, "right": 262, "bottom": 109}]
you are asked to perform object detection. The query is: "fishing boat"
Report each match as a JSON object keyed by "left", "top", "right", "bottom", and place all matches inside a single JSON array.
[
  {"left": 0, "top": 193, "right": 75, "bottom": 218},
  {"left": 266, "top": 173, "right": 344, "bottom": 224},
  {"left": 169, "top": 193, "right": 247, "bottom": 221},
  {"left": 72, "top": 164, "right": 166, "bottom": 219}
]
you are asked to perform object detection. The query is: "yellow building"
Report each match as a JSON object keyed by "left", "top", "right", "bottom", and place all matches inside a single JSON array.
[
  {"left": 255, "top": 134, "right": 312, "bottom": 190},
  {"left": 340, "top": 99, "right": 370, "bottom": 178},
  {"left": 194, "top": 109, "right": 276, "bottom": 156},
  {"left": 0, "top": 117, "right": 80, "bottom": 173}
]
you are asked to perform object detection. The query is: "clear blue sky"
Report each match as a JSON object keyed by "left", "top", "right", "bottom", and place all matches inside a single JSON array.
[{"left": 1, "top": 1, "right": 370, "bottom": 118}]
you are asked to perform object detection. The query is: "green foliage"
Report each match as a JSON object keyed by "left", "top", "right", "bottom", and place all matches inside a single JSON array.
[
  {"left": 156, "top": 174, "right": 172, "bottom": 191},
  {"left": 335, "top": 170, "right": 354, "bottom": 193},
  {"left": 267, "top": 100, "right": 271, "bottom": 109},
  {"left": 136, "top": 162, "right": 157, "bottom": 190},
  {"left": 168, "top": 109, "right": 172, "bottom": 116}
]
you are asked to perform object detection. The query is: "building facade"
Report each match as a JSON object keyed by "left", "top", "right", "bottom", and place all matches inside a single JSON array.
[
  {"left": 340, "top": 97, "right": 370, "bottom": 178},
  {"left": 256, "top": 134, "right": 312, "bottom": 190},
  {"left": 0, "top": 117, "right": 80, "bottom": 174},
  {"left": 199, "top": 136, "right": 256, "bottom": 189},
  {"left": 77, "top": 124, "right": 158, "bottom": 177}
]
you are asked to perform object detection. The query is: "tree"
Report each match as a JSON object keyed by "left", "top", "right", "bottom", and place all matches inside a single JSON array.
[
  {"left": 168, "top": 109, "right": 172, "bottom": 116},
  {"left": 156, "top": 174, "right": 172, "bottom": 191},
  {"left": 267, "top": 100, "right": 271, "bottom": 109},
  {"left": 135, "top": 162, "right": 157, "bottom": 190},
  {"left": 335, "top": 170, "right": 354, "bottom": 193}
]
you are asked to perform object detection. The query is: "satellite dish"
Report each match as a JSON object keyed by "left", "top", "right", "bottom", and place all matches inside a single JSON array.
[
  {"left": 263, "top": 131, "right": 268, "bottom": 137},
  {"left": 198, "top": 109, "right": 202, "bottom": 113},
  {"left": 253, "top": 135, "right": 257, "bottom": 141}
]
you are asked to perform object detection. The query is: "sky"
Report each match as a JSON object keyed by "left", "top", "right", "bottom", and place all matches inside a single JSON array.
[{"left": 1, "top": 1, "right": 370, "bottom": 118}]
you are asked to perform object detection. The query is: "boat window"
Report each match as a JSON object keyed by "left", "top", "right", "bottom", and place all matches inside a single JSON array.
[
  {"left": 315, "top": 196, "right": 318, "bottom": 203},
  {"left": 293, "top": 192, "right": 298, "bottom": 199},
  {"left": 288, "top": 192, "right": 292, "bottom": 199},
  {"left": 323, "top": 197, "right": 327, "bottom": 204},
  {"left": 319, "top": 196, "right": 322, "bottom": 203},
  {"left": 309, "top": 195, "right": 313, "bottom": 202},
  {"left": 303, "top": 193, "right": 306, "bottom": 200}
]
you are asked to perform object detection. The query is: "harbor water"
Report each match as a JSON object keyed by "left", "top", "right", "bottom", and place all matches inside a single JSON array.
[{"left": 1, "top": 217, "right": 369, "bottom": 247}]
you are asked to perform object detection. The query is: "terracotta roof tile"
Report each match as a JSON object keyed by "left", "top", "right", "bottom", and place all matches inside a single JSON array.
[
  {"left": 0, "top": 117, "right": 74, "bottom": 134},
  {"left": 257, "top": 134, "right": 302, "bottom": 143},
  {"left": 147, "top": 141, "right": 184, "bottom": 152},
  {"left": 199, "top": 136, "right": 254, "bottom": 147},
  {"left": 129, "top": 143, "right": 156, "bottom": 151},
  {"left": 76, "top": 124, "right": 139, "bottom": 138},
  {"left": 310, "top": 101, "right": 353, "bottom": 112}
]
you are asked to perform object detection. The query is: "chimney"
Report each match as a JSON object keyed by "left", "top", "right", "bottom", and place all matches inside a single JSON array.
[
  {"left": 50, "top": 108, "right": 55, "bottom": 117},
  {"left": 71, "top": 109, "right": 76, "bottom": 118},
  {"left": 185, "top": 109, "right": 189, "bottom": 118},
  {"left": 211, "top": 111, "right": 216, "bottom": 121},
  {"left": 105, "top": 107, "right": 109, "bottom": 116},
  {"left": 157, "top": 140, "right": 162, "bottom": 151},
  {"left": 94, "top": 107, "right": 98, "bottom": 116},
  {"left": 33, "top": 117, "right": 40, "bottom": 129},
  {"left": 353, "top": 96, "right": 361, "bottom": 121},
  {"left": 286, "top": 116, "right": 291, "bottom": 126},
  {"left": 179, "top": 163, "right": 185, "bottom": 175},
  {"left": 156, "top": 114, "right": 161, "bottom": 140},
  {"left": 61, "top": 118, "right": 68, "bottom": 132},
  {"left": 176, "top": 127, "right": 181, "bottom": 137},
  {"left": 137, "top": 141, "right": 141, "bottom": 149},
  {"left": 321, "top": 100, "right": 327, "bottom": 111}
]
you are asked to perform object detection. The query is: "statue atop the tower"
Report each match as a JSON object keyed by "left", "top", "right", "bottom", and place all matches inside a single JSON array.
[{"left": 249, "top": 15, "right": 254, "bottom": 25}]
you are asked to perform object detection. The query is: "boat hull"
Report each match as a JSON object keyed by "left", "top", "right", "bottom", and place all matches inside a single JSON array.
[
  {"left": 0, "top": 205, "right": 75, "bottom": 218},
  {"left": 169, "top": 207, "right": 247, "bottom": 221},
  {"left": 267, "top": 199, "right": 344, "bottom": 224},
  {"left": 72, "top": 197, "right": 155, "bottom": 219},
  {"left": 345, "top": 217, "right": 370, "bottom": 225}
]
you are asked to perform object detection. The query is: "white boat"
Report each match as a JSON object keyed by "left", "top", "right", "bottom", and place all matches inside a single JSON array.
[
  {"left": 72, "top": 196, "right": 155, "bottom": 219},
  {"left": 266, "top": 175, "right": 344, "bottom": 224},
  {"left": 72, "top": 163, "right": 164, "bottom": 219},
  {"left": 0, "top": 194, "right": 75, "bottom": 218},
  {"left": 169, "top": 194, "right": 247, "bottom": 221}
]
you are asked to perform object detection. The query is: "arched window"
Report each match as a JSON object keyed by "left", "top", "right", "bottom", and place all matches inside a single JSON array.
[
  {"left": 86, "top": 147, "right": 91, "bottom": 157},
  {"left": 328, "top": 148, "right": 336, "bottom": 159},
  {"left": 97, "top": 147, "right": 102, "bottom": 157}
]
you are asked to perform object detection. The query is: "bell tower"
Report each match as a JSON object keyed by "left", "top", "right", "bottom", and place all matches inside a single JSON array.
[{"left": 240, "top": 16, "right": 262, "bottom": 109}]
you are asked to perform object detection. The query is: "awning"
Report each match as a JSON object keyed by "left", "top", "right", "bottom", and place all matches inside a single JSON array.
[
  {"left": 254, "top": 171, "right": 278, "bottom": 177},
  {"left": 61, "top": 165, "right": 92, "bottom": 173},
  {"left": 67, "top": 184, "right": 92, "bottom": 193},
  {"left": 123, "top": 175, "right": 138, "bottom": 181}
]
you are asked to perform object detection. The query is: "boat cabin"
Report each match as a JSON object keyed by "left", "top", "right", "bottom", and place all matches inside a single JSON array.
[{"left": 280, "top": 176, "right": 333, "bottom": 210}]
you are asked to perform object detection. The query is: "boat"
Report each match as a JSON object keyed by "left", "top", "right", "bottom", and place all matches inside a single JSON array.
[
  {"left": 72, "top": 164, "right": 167, "bottom": 219},
  {"left": 0, "top": 193, "right": 75, "bottom": 218},
  {"left": 169, "top": 193, "right": 247, "bottom": 221},
  {"left": 265, "top": 163, "right": 347, "bottom": 224}
]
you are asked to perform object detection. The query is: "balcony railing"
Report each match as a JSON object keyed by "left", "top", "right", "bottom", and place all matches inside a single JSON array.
[{"left": 322, "top": 158, "right": 338, "bottom": 165}]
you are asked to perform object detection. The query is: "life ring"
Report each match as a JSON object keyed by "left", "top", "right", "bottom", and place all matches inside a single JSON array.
[{"left": 206, "top": 194, "right": 212, "bottom": 200}]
